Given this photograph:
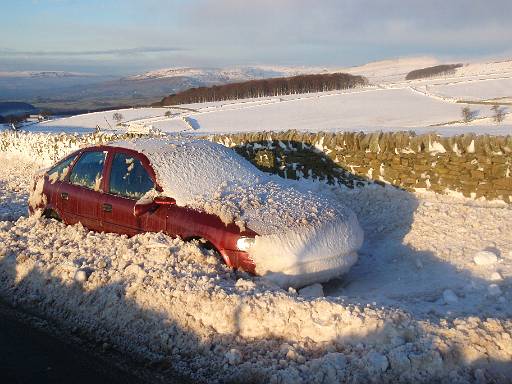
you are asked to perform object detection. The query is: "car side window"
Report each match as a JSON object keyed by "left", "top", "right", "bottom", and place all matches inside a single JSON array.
[
  {"left": 69, "top": 151, "right": 107, "bottom": 191},
  {"left": 47, "top": 155, "right": 77, "bottom": 183},
  {"left": 108, "top": 152, "right": 154, "bottom": 200}
]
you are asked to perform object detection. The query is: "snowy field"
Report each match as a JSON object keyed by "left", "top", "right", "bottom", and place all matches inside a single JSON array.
[
  {"left": 427, "top": 78, "right": 512, "bottom": 102},
  {"left": 24, "top": 87, "right": 512, "bottom": 136},
  {"left": 0, "top": 139, "right": 511, "bottom": 382},
  {"left": 5, "top": 57, "right": 511, "bottom": 137}
]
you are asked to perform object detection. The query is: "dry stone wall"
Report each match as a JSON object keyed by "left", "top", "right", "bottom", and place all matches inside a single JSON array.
[
  {"left": 209, "top": 130, "right": 512, "bottom": 203},
  {"left": 2, "top": 129, "right": 510, "bottom": 203}
]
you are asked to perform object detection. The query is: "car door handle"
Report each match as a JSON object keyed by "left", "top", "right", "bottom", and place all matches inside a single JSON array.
[
  {"left": 102, "top": 203, "right": 112, "bottom": 213},
  {"left": 60, "top": 192, "right": 69, "bottom": 200}
]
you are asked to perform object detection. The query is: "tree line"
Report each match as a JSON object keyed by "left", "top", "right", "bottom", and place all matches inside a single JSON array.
[
  {"left": 405, "top": 64, "right": 463, "bottom": 80},
  {"left": 153, "top": 73, "right": 368, "bottom": 106}
]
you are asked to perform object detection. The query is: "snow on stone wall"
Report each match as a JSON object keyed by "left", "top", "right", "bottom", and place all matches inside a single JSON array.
[
  {"left": 1, "top": 130, "right": 511, "bottom": 203},
  {"left": 210, "top": 130, "right": 512, "bottom": 203},
  {"left": 0, "top": 130, "right": 134, "bottom": 166}
]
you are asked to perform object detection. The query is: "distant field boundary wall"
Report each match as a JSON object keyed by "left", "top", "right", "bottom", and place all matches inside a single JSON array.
[{"left": 209, "top": 130, "right": 512, "bottom": 203}]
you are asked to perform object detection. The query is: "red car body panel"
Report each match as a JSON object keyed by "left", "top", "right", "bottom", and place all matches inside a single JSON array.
[{"left": 31, "top": 145, "right": 257, "bottom": 273}]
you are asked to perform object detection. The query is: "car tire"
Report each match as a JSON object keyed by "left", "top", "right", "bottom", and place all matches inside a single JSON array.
[
  {"left": 189, "top": 237, "right": 221, "bottom": 257},
  {"left": 43, "top": 209, "right": 62, "bottom": 222}
]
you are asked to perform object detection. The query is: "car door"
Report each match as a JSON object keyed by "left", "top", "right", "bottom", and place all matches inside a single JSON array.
[
  {"left": 44, "top": 153, "right": 79, "bottom": 217},
  {"left": 59, "top": 149, "right": 108, "bottom": 231},
  {"left": 101, "top": 149, "right": 162, "bottom": 236}
]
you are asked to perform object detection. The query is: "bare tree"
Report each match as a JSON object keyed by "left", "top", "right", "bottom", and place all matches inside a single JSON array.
[
  {"left": 154, "top": 73, "right": 368, "bottom": 106},
  {"left": 491, "top": 104, "right": 505, "bottom": 124},
  {"left": 461, "top": 106, "right": 474, "bottom": 123},
  {"left": 405, "top": 64, "right": 463, "bottom": 80},
  {"left": 164, "top": 110, "right": 172, "bottom": 117},
  {"left": 7, "top": 115, "right": 23, "bottom": 130},
  {"left": 112, "top": 112, "right": 123, "bottom": 124}
]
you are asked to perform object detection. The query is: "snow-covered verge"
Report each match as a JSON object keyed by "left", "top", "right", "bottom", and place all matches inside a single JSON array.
[{"left": 0, "top": 150, "right": 511, "bottom": 383}]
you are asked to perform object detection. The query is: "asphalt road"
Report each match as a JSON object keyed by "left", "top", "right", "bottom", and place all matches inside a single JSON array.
[{"left": 0, "top": 302, "right": 143, "bottom": 384}]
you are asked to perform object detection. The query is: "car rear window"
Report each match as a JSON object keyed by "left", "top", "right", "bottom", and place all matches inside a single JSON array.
[
  {"left": 108, "top": 152, "right": 154, "bottom": 200},
  {"left": 47, "top": 155, "right": 77, "bottom": 183},
  {"left": 69, "top": 151, "right": 107, "bottom": 191}
]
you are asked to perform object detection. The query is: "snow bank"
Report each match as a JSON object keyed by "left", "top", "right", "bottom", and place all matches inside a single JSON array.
[
  {"left": 0, "top": 216, "right": 403, "bottom": 382},
  {"left": 0, "top": 130, "right": 119, "bottom": 166},
  {"left": 0, "top": 212, "right": 510, "bottom": 383},
  {"left": 0, "top": 154, "right": 34, "bottom": 221},
  {"left": 0, "top": 151, "right": 511, "bottom": 383},
  {"left": 116, "top": 138, "right": 364, "bottom": 287}
]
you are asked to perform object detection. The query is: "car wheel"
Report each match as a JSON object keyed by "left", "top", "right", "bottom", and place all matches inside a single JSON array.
[
  {"left": 43, "top": 209, "right": 62, "bottom": 222},
  {"left": 189, "top": 237, "right": 221, "bottom": 257}
]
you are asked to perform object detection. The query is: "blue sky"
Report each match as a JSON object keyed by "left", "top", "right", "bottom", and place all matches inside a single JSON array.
[{"left": 1, "top": 0, "right": 511, "bottom": 75}]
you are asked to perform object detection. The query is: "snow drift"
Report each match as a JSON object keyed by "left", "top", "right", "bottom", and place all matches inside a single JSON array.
[
  {"left": 1, "top": 142, "right": 512, "bottom": 383},
  {"left": 115, "top": 138, "right": 364, "bottom": 287}
]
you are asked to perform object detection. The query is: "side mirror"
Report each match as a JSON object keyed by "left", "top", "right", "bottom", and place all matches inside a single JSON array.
[{"left": 134, "top": 196, "right": 176, "bottom": 217}]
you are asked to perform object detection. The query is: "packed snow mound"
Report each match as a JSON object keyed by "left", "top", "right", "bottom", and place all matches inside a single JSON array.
[
  {"left": 114, "top": 138, "right": 364, "bottom": 287},
  {"left": 1, "top": 150, "right": 512, "bottom": 383}
]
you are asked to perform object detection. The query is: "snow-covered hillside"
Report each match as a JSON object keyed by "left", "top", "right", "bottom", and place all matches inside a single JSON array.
[
  {"left": 28, "top": 88, "right": 512, "bottom": 136},
  {"left": 127, "top": 64, "right": 343, "bottom": 82},
  {"left": 342, "top": 56, "right": 440, "bottom": 83},
  {"left": 427, "top": 78, "right": 512, "bottom": 101},
  {"left": 126, "top": 57, "right": 441, "bottom": 84},
  {"left": 30, "top": 107, "right": 172, "bottom": 134},
  {"left": 126, "top": 66, "right": 313, "bottom": 82},
  {"left": 15, "top": 56, "right": 510, "bottom": 137}
]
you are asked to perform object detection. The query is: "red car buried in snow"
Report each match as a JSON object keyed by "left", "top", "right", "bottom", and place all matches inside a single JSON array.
[{"left": 29, "top": 139, "right": 363, "bottom": 287}]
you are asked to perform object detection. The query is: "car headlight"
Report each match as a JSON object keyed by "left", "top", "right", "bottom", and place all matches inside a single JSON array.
[{"left": 236, "top": 237, "right": 255, "bottom": 251}]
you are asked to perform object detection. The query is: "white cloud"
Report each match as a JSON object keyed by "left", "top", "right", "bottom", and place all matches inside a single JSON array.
[{"left": 2, "top": 0, "right": 512, "bottom": 72}]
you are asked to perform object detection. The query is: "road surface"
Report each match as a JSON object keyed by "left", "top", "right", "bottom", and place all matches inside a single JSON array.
[{"left": 0, "top": 302, "right": 143, "bottom": 384}]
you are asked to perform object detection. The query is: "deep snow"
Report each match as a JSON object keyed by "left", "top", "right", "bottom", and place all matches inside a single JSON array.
[{"left": 0, "top": 144, "right": 511, "bottom": 383}]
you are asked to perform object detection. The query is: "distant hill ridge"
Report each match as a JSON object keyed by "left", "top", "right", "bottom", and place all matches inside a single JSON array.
[{"left": 0, "top": 71, "right": 95, "bottom": 79}]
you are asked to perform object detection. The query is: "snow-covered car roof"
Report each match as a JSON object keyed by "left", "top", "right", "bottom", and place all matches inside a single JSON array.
[
  {"left": 112, "top": 138, "right": 363, "bottom": 287},
  {"left": 111, "top": 138, "right": 328, "bottom": 231}
]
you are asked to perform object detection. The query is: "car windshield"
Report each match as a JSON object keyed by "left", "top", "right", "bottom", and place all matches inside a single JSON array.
[
  {"left": 109, "top": 152, "right": 154, "bottom": 200},
  {"left": 69, "top": 151, "right": 107, "bottom": 191},
  {"left": 47, "top": 155, "right": 77, "bottom": 183}
]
